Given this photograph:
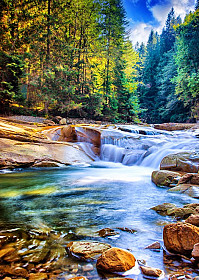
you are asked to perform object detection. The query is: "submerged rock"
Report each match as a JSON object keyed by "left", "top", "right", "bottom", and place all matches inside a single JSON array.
[
  {"left": 140, "top": 265, "right": 163, "bottom": 278},
  {"left": 151, "top": 170, "right": 180, "bottom": 187},
  {"left": 66, "top": 241, "right": 111, "bottom": 260},
  {"left": 96, "top": 247, "right": 136, "bottom": 272},
  {"left": 163, "top": 222, "right": 199, "bottom": 256}
]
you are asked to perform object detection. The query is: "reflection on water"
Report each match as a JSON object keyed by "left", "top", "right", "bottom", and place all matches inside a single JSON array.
[{"left": 0, "top": 164, "right": 198, "bottom": 278}]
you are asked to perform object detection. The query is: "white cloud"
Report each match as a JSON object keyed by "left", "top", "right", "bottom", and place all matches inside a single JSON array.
[
  {"left": 129, "top": 0, "right": 196, "bottom": 45},
  {"left": 129, "top": 22, "right": 154, "bottom": 45}
]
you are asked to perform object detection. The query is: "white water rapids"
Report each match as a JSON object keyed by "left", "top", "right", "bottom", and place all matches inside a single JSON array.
[{"left": 76, "top": 125, "right": 199, "bottom": 169}]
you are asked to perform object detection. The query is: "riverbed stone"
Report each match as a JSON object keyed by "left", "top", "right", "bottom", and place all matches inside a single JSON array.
[
  {"left": 28, "top": 273, "right": 48, "bottom": 280},
  {"left": 66, "top": 241, "right": 111, "bottom": 260},
  {"left": 98, "top": 228, "right": 118, "bottom": 237},
  {"left": 168, "top": 184, "right": 199, "bottom": 198},
  {"left": 96, "top": 247, "right": 136, "bottom": 272},
  {"left": 163, "top": 222, "right": 199, "bottom": 256},
  {"left": 191, "top": 243, "right": 199, "bottom": 261},
  {"left": 151, "top": 170, "right": 181, "bottom": 187},
  {"left": 186, "top": 214, "right": 199, "bottom": 226},
  {"left": 151, "top": 203, "right": 177, "bottom": 216},
  {"left": 160, "top": 152, "right": 199, "bottom": 173},
  {"left": 140, "top": 266, "right": 163, "bottom": 278},
  {"left": 145, "top": 241, "right": 161, "bottom": 250}
]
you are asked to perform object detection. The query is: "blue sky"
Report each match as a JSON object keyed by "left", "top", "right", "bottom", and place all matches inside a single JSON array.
[{"left": 123, "top": 0, "right": 196, "bottom": 45}]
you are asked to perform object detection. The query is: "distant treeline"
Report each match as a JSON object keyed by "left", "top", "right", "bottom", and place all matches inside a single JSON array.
[
  {"left": 137, "top": 3, "right": 199, "bottom": 123},
  {"left": 0, "top": 0, "right": 199, "bottom": 123}
]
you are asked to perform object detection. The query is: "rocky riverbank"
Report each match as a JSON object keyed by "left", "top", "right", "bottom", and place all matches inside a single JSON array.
[{"left": 1, "top": 116, "right": 199, "bottom": 279}]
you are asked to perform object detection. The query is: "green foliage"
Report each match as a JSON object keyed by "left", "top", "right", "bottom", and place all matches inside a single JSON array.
[
  {"left": 0, "top": 0, "right": 140, "bottom": 122},
  {"left": 0, "top": 51, "right": 25, "bottom": 113}
]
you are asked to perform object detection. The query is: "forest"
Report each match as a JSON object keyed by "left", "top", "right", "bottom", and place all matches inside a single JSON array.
[{"left": 0, "top": 0, "right": 199, "bottom": 123}]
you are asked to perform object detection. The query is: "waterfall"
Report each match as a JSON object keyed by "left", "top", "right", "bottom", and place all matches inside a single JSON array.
[{"left": 75, "top": 125, "right": 199, "bottom": 168}]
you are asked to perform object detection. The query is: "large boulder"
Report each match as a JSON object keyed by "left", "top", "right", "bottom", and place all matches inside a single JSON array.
[
  {"left": 160, "top": 152, "right": 199, "bottom": 173},
  {"left": 96, "top": 247, "right": 136, "bottom": 272},
  {"left": 0, "top": 138, "right": 92, "bottom": 169},
  {"left": 151, "top": 170, "right": 181, "bottom": 186},
  {"left": 66, "top": 241, "right": 111, "bottom": 260},
  {"left": 163, "top": 222, "right": 199, "bottom": 256}
]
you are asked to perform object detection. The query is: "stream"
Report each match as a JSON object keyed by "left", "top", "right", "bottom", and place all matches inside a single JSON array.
[{"left": 0, "top": 125, "right": 199, "bottom": 279}]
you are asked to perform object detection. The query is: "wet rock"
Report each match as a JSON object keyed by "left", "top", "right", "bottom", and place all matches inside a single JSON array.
[
  {"left": 10, "top": 267, "right": 28, "bottom": 278},
  {"left": 116, "top": 227, "right": 137, "bottom": 234},
  {"left": 0, "top": 247, "right": 15, "bottom": 258},
  {"left": 28, "top": 273, "right": 48, "bottom": 280},
  {"left": 96, "top": 247, "right": 136, "bottom": 272},
  {"left": 32, "top": 160, "right": 61, "bottom": 167},
  {"left": 160, "top": 152, "right": 199, "bottom": 173},
  {"left": 178, "top": 173, "right": 194, "bottom": 184},
  {"left": 191, "top": 243, "right": 199, "bottom": 261},
  {"left": 98, "top": 228, "right": 118, "bottom": 237},
  {"left": 66, "top": 241, "right": 111, "bottom": 260},
  {"left": 145, "top": 241, "right": 161, "bottom": 250},
  {"left": 151, "top": 203, "right": 177, "bottom": 216},
  {"left": 168, "top": 184, "right": 199, "bottom": 198},
  {"left": 185, "top": 214, "right": 199, "bottom": 226},
  {"left": 140, "top": 265, "right": 163, "bottom": 278},
  {"left": 67, "top": 277, "right": 88, "bottom": 280},
  {"left": 151, "top": 170, "right": 181, "bottom": 187},
  {"left": 82, "top": 264, "right": 94, "bottom": 272},
  {"left": 163, "top": 222, "right": 199, "bottom": 256},
  {"left": 169, "top": 273, "right": 193, "bottom": 280}
]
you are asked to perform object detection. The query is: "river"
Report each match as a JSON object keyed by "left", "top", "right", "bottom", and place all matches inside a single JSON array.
[{"left": 0, "top": 125, "right": 199, "bottom": 279}]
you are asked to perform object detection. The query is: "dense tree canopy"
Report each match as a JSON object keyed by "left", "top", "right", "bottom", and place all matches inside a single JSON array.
[
  {"left": 0, "top": 0, "right": 140, "bottom": 122},
  {"left": 0, "top": 2, "right": 198, "bottom": 123}
]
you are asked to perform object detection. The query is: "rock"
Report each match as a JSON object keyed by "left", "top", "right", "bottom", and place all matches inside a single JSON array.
[
  {"left": 153, "top": 123, "right": 198, "bottom": 131},
  {"left": 160, "top": 152, "right": 199, "bottom": 173},
  {"left": 96, "top": 247, "right": 136, "bottom": 272},
  {"left": 140, "top": 266, "right": 163, "bottom": 278},
  {"left": 67, "top": 277, "right": 88, "bottom": 280},
  {"left": 82, "top": 264, "right": 94, "bottom": 272},
  {"left": 145, "top": 241, "right": 161, "bottom": 250},
  {"left": 163, "top": 222, "right": 199, "bottom": 256},
  {"left": 59, "top": 118, "right": 67, "bottom": 125},
  {"left": 151, "top": 170, "right": 181, "bottom": 187},
  {"left": 178, "top": 173, "right": 194, "bottom": 184},
  {"left": 151, "top": 203, "right": 177, "bottom": 216},
  {"left": 168, "top": 184, "right": 199, "bottom": 198},
  {"left": 191, "top": 174, "right": 199, "bottom": 185},
  {"left": 186, "top": 214, "right": 199, "bottom": 226},
  {"left": 66, "top": 241, "right": 111, "bottom": 260},
  {"left": 98, "top": 228, "right": 118, "bottom": 237},
  {"left": 59, "top": 125, "right": 77, "bottom": 142},
  {"left": 191, "top": 243, "right": 199, "bottom": 261},
  {"left": 28, "top": 273, "right": 48, "bottom": 280},
  {"left": 116, "top": 227, "right": 137, "bottom": 234},
  {"left": 0, "top": 138, "right": 92, "bottom": 169},
  {"left": 0, "top": 247, "right": 15, "bottom": 258}
]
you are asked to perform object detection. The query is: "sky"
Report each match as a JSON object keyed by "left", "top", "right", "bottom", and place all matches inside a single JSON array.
[{"left": 123, "top": 0, "right": 196, "bottom": 45}]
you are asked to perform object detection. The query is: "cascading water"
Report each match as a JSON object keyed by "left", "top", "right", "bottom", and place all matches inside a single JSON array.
[{"left": 76, "top": 125, "right": 199, "bottom": 168}]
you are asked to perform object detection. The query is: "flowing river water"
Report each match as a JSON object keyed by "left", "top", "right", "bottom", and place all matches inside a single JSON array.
[{"left": 0, "top": 125, "right": 199, "bottom": 279}]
